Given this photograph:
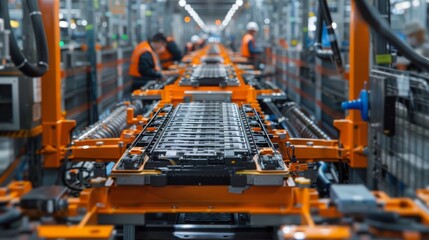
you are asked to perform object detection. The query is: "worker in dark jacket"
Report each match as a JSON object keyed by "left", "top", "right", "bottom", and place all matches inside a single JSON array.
[
  {"left": 157, "top": 34, "right": 182, "bottom": 69},
  {"left": 129, "top": 34, "right": 166, "bottom": 90}
]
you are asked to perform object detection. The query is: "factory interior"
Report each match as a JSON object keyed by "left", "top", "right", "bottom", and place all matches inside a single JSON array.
[{"left": 2, "top": 0, "right": 429, "bottom": 239}]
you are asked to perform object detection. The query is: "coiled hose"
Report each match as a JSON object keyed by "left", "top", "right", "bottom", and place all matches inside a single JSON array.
[
  {"left": 0, "top": 0, "right": 48, "bottom": 77},
  {"left": 75, "top": 101, "right": 143, "bottom": 140},
  {"left": 281, "top": 102, "right": 331, "bottom": 140},
  {"left": 280, "top": 102, "right": 334, "bottom": 186}
]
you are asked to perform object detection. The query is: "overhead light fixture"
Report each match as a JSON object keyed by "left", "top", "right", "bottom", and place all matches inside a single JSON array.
[
  {"left": 178, "top": 0, "right": 186, "bottom": 7},
  {"left": 394, "top": 1, "right": 411, "bottom": 10},
  {"left": 59, "top": 20, "right": 69, "bottom": 28},
  {"left": 180, "top": 2, "right": 208, "bottom": 31},
  {"left": 220, "top": 0, "right": 245, "bottom": 30},
  {"left": 264, "top": 18, "right": 270, "bottom": 25}
]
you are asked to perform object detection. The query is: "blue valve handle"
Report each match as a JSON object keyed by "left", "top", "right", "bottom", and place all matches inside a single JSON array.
[{"left": 341, "top": 89, "right": 369, "bottom": 121}]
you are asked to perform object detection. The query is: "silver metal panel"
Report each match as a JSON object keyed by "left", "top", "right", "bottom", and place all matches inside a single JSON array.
[
  {"left": 152, "top": 103, "right": 250, "bottom": 158},
  {"left": 184, "top": 91, "right": 232, "bottom": 102},
  {"left": 247, "top": 175, "right": 285, "bottom": 186},
  {"left": 0, "top": 138, "right": 14, "bottom": 176},
  {"left": 115, "top": 175, "right": 149, "bottom": 185},
  {"left": 98, "top": 214, "right": 145, "bottom": 225},
  {"left": 0, "top": 30, "right": 10, "bottom": 69},
  {"left": 179, "top": 64, "right": 239, "bottom": 87},
  {"left": 0, "top": 77, "right": 19, "bottom": 130}
]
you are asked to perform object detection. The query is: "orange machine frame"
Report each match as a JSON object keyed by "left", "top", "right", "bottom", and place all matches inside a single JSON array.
[
  {"left": 2, "top": 179, "right": 429, "bottom": 239},
  {"left": 25, "top": 0, "right": 422, "bottom": 239},
  {"left": 69, "top": 44, "right": 348, "bottom": 166},
  {"left": 333, "top": 0, "right": 369, "bottom": 168},
  {"left": 39, "top": 0, "right": 75, "bottom": 168}
]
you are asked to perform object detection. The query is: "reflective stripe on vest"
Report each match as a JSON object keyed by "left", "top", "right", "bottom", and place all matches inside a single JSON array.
[
  {"left": 241, "top": 33, "right": 255, "bottom": 58},
  {"left": 129, "top": 41, "right": 160, "bottom": 77}
]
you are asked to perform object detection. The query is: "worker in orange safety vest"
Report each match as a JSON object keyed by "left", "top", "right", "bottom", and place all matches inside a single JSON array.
[
  {"left": 129, "top": 34, "right": 166, "bottom": 90},
  {"left": 241, "top": 22, "right": 262, "bottom": 60},
  {"left": 157, "top": 35, "right": 182, "bottom": 70}
]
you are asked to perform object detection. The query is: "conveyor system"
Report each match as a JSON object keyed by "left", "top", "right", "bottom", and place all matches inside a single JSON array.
[
  {"left": 179, "top": 64, "right": 239, "bottom": 87},
  {"left": 74, "top": 101, "right": 143, "bottom": 140},
  {"left": 201, "top": 55, "right": 224, "bottom": 64},
  {"left": 207, "top": 44, "right": 221, "bottom": 55},
  {"left": 112, "top": 102, "right": 287, "bottom": 187},
  {"left": 5, "top": 41, "right": 429, "bottom": 240}
]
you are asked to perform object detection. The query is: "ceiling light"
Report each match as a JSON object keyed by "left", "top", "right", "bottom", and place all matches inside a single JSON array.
[
  {"left": 178, "top": 0, "right": 186, "bottom": 7},
  {"left": 59, "top": 20, "right": 68, "bottom": 28},
  {"left": 395, "top": 1, "right": 411, "bottom": 10},
  {"left": 220, "top": 0, "right": 244, "bottom": 29}
]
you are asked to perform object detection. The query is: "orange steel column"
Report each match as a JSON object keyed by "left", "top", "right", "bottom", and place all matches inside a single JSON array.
[
  {"left": 40, "top": 0, "right": 75, "bottom": 168},
  {"left": 334, "top": 0, "right": 369, "bottom": 168}
]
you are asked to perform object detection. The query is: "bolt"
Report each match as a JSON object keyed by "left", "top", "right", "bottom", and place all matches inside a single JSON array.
[
  {"left": 96, "top": 141, "right": 104, "bottom": 146},
  {"left": 96, "top": 203, "right": 105, "bottom": 208},
  {"left": 306, "top": 141, "right": 314, "bottom": 147},
  {"left": 295, "top": 177, "right": 311, "bottom": 188}
]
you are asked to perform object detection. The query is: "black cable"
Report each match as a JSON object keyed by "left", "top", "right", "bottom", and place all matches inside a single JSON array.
[
  {"left": 355, "top": 0, "right": 429, "bottom": 71},
  {"left": 0, "top": 207, "right": 21, "bottom": 226},
  {"left": 314, "top": 3, "right": 332, "bottom": 60},
  {"left": 63, "top": 161, "right": 91, "bottom": 192},
  {"left": 319, "top": 0, "right": 343, "bottom": 73},
  {"left": 314, "top": 0, "right": 344, "bottom": 73},
  {"left": 61, "top": 151, "right": 84, "bottom": 192},
  {"left": 0, "top": 0, "right": 48, "bottom": 77}
]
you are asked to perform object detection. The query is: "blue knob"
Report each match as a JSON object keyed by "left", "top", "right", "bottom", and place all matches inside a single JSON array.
[{"left": 341, "top": 89, "right": 369, "bottom": 121}]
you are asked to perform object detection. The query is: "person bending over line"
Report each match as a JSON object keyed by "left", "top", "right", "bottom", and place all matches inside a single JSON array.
[
  {"left": 155, "top": 33, "right": 182, "bottom": 69},
  {"left": 129, "top": 34, "right": 169, "bottom": 90}
]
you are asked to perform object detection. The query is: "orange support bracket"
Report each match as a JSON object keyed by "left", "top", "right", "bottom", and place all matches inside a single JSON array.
[
  {"left": 37, "top": 226, "right": 114, "bottom": 239},
  {"left": 39, "top": 0, "right": 76, "bottom": 168},
  {"left": 334, "top": 0, "right": 369, "bottom": 168}
]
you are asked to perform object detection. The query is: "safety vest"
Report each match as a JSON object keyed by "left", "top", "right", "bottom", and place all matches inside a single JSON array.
[
  {"left": 241, "top": 33, "right": 255, "bottom": 58},
  {"left": 129, "top": 41, "right": 160, "bottom": 77},
  {"left": 158, "top": 37, "right": 175, "bottom": 69}
]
